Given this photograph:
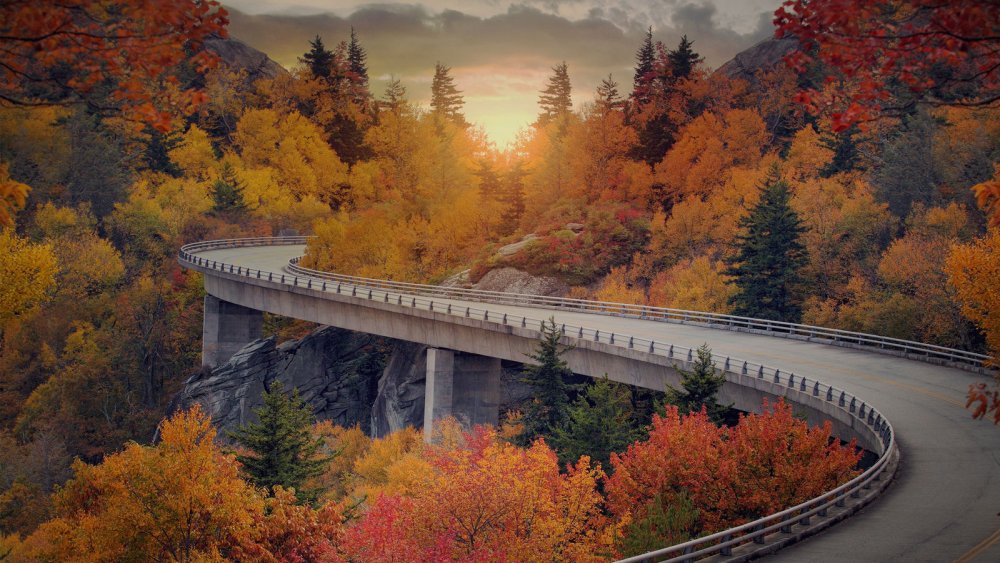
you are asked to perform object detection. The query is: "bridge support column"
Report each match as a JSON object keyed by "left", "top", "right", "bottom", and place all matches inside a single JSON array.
[
  {"left": 202, "top": 295, "right": 263, "bottom": 368},
  {"left": 423, "top": 348, "right": 501, "bottom": 442}
]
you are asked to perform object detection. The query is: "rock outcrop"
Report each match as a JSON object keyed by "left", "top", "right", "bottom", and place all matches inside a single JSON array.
[
  {"left": 175, "top": 326, "right": 537, "bottom": 439},
  {"left": 205, "top": 36, "right": 287, "bottom": 81},
  {"left": 174, "top": 326, "right": 385, "bottom": 437},
  {"left": 715, "top": 37, "right": 799, "bottom": 83},
  {"left": 474, "top": 267, "right": 569, "bottom": 297}
]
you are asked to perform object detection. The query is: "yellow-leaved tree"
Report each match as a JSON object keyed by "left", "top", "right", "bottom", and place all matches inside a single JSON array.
[
  {"left": 15, "top": 405, "right": 262, "bottom": 561},
  {"left": 0, "top": 229, "right": 57, "bottom": 327},
  {"left": 946, "top": 229, "right": 1000, "bottom": 423}
]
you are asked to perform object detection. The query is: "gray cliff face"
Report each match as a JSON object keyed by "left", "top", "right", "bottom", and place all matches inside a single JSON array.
[
  {"left": 370, "top": 341, "right": 427, "bottom": 438},
  {"left": 175, "top": 326, "right": 385, "bottom": 437},
  {"left": 175, "top": 326, "right": 537, "bottom": 439},
  {"left": 204, "top": 36, "right": 287, "bottom": 80},
  {"left": 715, "top": 37, "right": 799, "bottom": 83}
]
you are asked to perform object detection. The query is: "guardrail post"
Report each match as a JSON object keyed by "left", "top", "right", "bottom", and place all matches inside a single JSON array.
[
  {"left": 800, "top": 377, "right": 807, "bottom": 392},
  {"left": 742, "top": 361, "right": 748, "bottom": 375},
  {"left": 668, "top": 344, "right": 674, "bottom": 358},
  {"left": 281, "top": 274, "right": 285, "bottom": 284},
  {"left": 758, "top": 365, "right": 764, "bottom": 378},
  {"left": 799, "top": 508, "right": 811, "bottom": 526},
  {"left": 384, "top": 293, "right": 389, "bottom": 302},
  {"left": 485, "top": 311, "right": 488, "bottom": 321},
  {"left": 753, "top": 523, "right": 766, "bottom": 544},
  {"left": 859, "top": 403, "right": 866, "bottom": 418},
  {"left": 269, "top": 272, "right": 272, "bottom": 281},
  {"left": 650, "top": 342, "right": 656, "bottom": 353},
  {"left": 429, "top": 302, "right": 434, "bottom": 312},
  {"left": 307, "top": 279, "right": 311, "bottom": 289},
  {"left": 579, "top": 327, "right": 584, "bottom": 338},
  {"left": 780, "top": 520, "right": 792, "bottom": 533},
  {"left": 521, "top": 317, "right": 526, "bottom": 328},
  {"left": 466, "top": 307, "right": 470, "bottom": 318},
  {"left": 502, "top": 314, "right": 507, "bottom": 324},
  {"left": 447, "top": 304, "right": 451, "bottom": 314},
  {"left": 629, "top": 336, "right": 633, "bottom": 349},
  {"left": 826, "top": 387, "right": 833, "bottom": 401},
  {"left": 720, "top": 534, "right": 734, "bottom": 556},
  {"left": 788, "top": 373, "right": 794, "bottom": 387},
  {"left": 814, "top": 382, "right": 820, "bottom": 396},
  {"left": 368, "top": 289, "right": 373, "bottom": 299},
  {"left": 411, "top": 298, "right": 416, "bottom": 307},
  {"left": 595, "top": 330, "right": 600, "bottom": 342},
  {"left": 724, "top": 357, "right": 730, "bottom": 371},
  {"left": 849, "top": 398, "right": 856, "bottom": 413},
  {"left": 687, "top": 349, "right": 693, "bottom": 362},
  {"left": 775, "top": 369, "right": 781, "bottom": 384}
]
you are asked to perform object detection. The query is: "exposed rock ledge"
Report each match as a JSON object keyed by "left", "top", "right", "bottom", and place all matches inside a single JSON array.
[{"left": 174, "top": 326, "right": 533, "bottom": 439}]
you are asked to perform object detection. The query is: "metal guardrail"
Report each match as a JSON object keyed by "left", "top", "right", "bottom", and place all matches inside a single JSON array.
[
  {"left": 284, "top": 256, "right": 990, "bottom": 377},
  {"left": 179, "top": 236, "right": 900, "bottom": 561}
]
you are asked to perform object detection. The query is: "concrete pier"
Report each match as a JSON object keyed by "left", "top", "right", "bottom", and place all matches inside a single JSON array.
[
  {"left": 423, "top": 348, "right": 502, "bottom": 441},
  {"left": 202, "top": 295, "right": 263, "bottom": 368}
]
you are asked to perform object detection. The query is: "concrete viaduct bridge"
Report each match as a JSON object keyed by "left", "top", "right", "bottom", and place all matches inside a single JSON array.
[{"left": 179, "top": 237, "right": 1000, "bottom": 562}]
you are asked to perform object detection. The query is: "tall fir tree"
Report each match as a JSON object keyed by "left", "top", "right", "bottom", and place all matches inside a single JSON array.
[
  {"left": 209, "top": 162, "right": 248, "bottom": 215},
  {"left": 347, "top": 27, "right": 369, "bottom": 94},
  {"left": 228, "top": 382, "right": 332, "bottom": 503},
  {"left": 300, "top": 35, "right": 334, "bottom": 80},
  {"left": 430, "top": 62, "right": 467, "bottom": 129},
  {"left": 517, "top": 318, "right": 579, "bottom": 446},
  {"left": 596, "top": 74, "right": 624, "bottom": 115},
  {"left": 632, "top": 27, "right": 656, "bottom": 106},
  {"left": 537, "top": 62, "right": 572, "bottom": 127},
  {"left": 474, "top": 159, "right": 502, "bottom": 201},
  {"left": 550, "top": 377, "right": 642, "bottom": 468},
  {"left": 662, "top": 343, "right": 731, "bottom": 424},
  {"left": 500, "top": 161, "right": 527, "bottom": 235},
  {"left": 666, "top": 35, "right": 702, "bottom": 80},
  {"left": 379, "top": 77, "right": 407, "bottom": 114},
  {"left": 725, "top": 169, "right": 809, "bottom": 322}
]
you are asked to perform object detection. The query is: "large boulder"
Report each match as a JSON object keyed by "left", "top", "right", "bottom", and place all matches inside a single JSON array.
[{"left": 474, "top": 267, "right": 569, "bottom": 297}]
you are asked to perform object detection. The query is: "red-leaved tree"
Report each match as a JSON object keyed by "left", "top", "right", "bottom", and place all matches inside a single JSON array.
[
  {"left": 0, "top": 0, "right": 229, "bottom": 131},
  {"left": 774, "top": 0, "right": 1000, "bottom": 131}
]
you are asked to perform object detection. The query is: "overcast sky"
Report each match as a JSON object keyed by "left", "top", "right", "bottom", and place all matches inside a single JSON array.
[{"left": 224, "top": 1, "right": 782, "bottom": 147}]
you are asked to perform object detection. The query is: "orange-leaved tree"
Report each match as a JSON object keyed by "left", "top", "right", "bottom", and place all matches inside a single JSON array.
[
  {"left": 0, "top": 0, "right": 229, "bottom": 131},
  {"left": 14, "top": 405, "right": 262, "bottom": 561},
  {"left": 344, "top": 425, "right": 613, "bottom": 562},
  {"left": 607, "top": 400, "right": 860, "bottom": 548}
]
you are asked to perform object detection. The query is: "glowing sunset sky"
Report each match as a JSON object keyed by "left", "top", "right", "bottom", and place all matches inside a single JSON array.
[{"left": 224, "top": 1, "right": 782, "bottom": 147}]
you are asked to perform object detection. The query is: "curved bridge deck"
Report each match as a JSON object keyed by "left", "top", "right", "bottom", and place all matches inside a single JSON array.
[{"left": 185, "top": 241, "right": 1000, "bottom": 562}]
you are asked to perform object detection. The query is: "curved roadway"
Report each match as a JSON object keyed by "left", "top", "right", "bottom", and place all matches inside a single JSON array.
[{"left": 192, "top": 243, "right": 1000, "bottom": 562}]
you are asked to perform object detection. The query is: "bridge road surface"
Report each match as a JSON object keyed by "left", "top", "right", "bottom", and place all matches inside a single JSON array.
[{"left": 193, "top": 244, "right": 1000, "bottom": 562}]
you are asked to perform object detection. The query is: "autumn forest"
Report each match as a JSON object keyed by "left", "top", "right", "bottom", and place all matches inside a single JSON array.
[{"left": 1, "top": 0, "right": 999, "bottom": 561}]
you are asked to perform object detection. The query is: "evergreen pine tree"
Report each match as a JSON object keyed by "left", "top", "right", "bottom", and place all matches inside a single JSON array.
[
  {"left": 537, "top": 62, "right": 572, "bottom": 127},
  {"left": 300, "top": 35, "right": 334, "bottom": 80},
  {"left": 209, "top": 162, "right": 248, "bottom": 215},
  {"left": 632, "top": 27, "right": 656, "bottom": 106},
  {"left": 517, "top": 318, "right": 578, "bottom": 446},
  {"left": 430, "top": 62, "right": 467, "bottom": 128},
  {"left": 380, "top": 77, "right": 407, "bottom": 113},
  {"left": 499, "top": 161, "right": 527, "bottom": 236},
  {"left": 663, "top": 343, "right": 731, "bottom": 424},
  {"left": 725, "top": 168, "right": 809, "bottom": 322},
  {"left": 229, "top": 382, "right": 332, "bottom": 503},
  {"left": 550, "top": 377, "right": 642, "bottom": 468},
  {"left": 596, "top": 74, "right": 624, "bottom": 115},
  {"left": 666, "top": 35, "right": 702, "bottom": 80},
  {"left": 474, "top": 159, "right": 502, "bottom": 201},
  {"left": 347, "top": 27, "right": 369, "bottom": 92}
]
